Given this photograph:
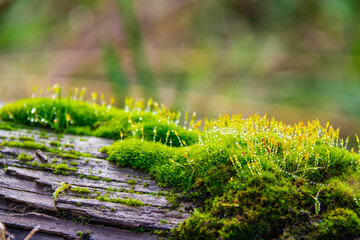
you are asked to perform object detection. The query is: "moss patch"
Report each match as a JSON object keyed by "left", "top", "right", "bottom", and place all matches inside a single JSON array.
[
  {"left": 2, "top": 95, "right": 360, "bottom": 238},
  {"left": 103, "top": 115, "right": 360, "bottom": 239},
  {"left": 0, "top": 98, "right": 197, "bottom": 146}
]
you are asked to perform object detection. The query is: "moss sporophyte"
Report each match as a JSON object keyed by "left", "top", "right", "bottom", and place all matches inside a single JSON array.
[{"left": 2, "top": 86, "right": 360, "bottom": 239}]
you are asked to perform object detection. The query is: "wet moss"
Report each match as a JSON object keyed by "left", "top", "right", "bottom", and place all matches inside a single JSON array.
[
  {"left": 0, "top": 98, "right": 197, "bottom": 146},
  {"left": 95, "top": 195, "right": 145, "bottom": 207},
  {"left": 49, "top": 140, "right": 60, "bottom": 147},
  {"left": 2, "top": 97, "right": 360, "bottom": 238},
  {"left": 17, "top": 152, "right": 34, "bottom": 161},
  {"left": 317, "top": 208, "right": 360, "bottom": 239},
  {"left": 70, "top": 186, "right": 91, "bottom": 194},
  {"left": 85, "top": 175, "right": 100, "bottom": 181},
  {"left": 18, "top": 136, "right": 35, "bottom": 142},
  {"left": 103, "top": 115, "right": 360, "bottom": 239},
  {"left": 126, "top": 179, "right": 137, "bottom": 185}
]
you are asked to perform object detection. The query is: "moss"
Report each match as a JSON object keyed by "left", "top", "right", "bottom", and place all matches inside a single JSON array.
[
  {"left": 63, "top": 143, "right": 74, "bottom": 148},
  {"left": 18, "top": 152, "right": 34, "bottom": 161},
  {"left": 126, "top": 179, "right": 137, "bottom": 185},
  {"left": 3, "top": 140, "right": 49, "bottom": 151},
  {"left": 103, "top": 115, "right": 360, "bottom": 239},
  {"left": 71, "top": 186, "right": 91, "bottom": 194},
  {"left": 0, "top": 98, "right": 197, "bottom": 146},
  {"left": 31, "top": 161, "right": 39, "bottom": 167},
  {"left": 18, "top": 136, "right": 35, "bottom": 142},
  {"left": 49, "top": 141, "right": 60, "bottom": 147},
  {"left": 53, "top": 163, "right": 77, "bottom": 174},
  {"left": 86, "top": 175, "right": 100, "bottom": 181},
  {"left": 57, "top": 153, "right": 80, "bottom": 159},
  {"left": 2, "top": 96, "right": 360, "bottom": 239},
  {"left": 317, "top": 208, "right": 360, "bottom": 239},
  {"left": 0, "top": 121, "right": 17, "bottom": 130},
  {"left": 95, "top": 195, "right": 145, "bottom": 207},
  {"left": 172, "top": 211, "right": 221, "bottom": 239},
  {"left": 1, "top": 139, "right": 91, "bottom": 162},
  {"left": 53, "top": 182, "right": 71, "bottom": 199}
]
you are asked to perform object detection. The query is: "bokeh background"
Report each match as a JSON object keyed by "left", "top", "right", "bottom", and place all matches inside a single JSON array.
[{"left": 0, "top": 0, "right": 359, "bottom": 145}]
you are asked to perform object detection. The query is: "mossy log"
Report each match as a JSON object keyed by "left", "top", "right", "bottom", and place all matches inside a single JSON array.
[{"left": 0, "top": 128, "right": 191, "bottom": 239}]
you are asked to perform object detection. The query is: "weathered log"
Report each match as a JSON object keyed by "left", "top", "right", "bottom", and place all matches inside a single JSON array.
[
  {"left": 1, "top": 210, "right": 156, "bottom": 240},
  {"left": 0, "top": 128, "right": 192, "bottom": 239}
]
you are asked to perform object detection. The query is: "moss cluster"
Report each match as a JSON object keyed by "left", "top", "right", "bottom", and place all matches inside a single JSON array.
[
  {"left": 18, "top": 152, "right": 34, "bottom": 161},
  {"left": 1, "top": 140, "right": 91, "bottom": 159},
  {"left": 2, "top": 95, "right": 360, "bottom": 238},
  {"left": 0, "top": 98, "right": 197, "bottom": 147},
  {"left": 18, "top": 136, "right": 35, "bottom": 142},
  {"left": 102, "top": 115, "right": 360, "bottom": 239},
  {"left": 53, "top": 182, "right": 71, "bottom": 199},
  {"left": 95, "top": 195, "right": 145, "bottom": 207},
  {"left": 70, "top": 186, "right": 92, "bottom": 194}
]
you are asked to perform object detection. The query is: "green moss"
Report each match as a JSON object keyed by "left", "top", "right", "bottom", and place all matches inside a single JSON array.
[
  {"left": 18, "top": 152, "right": 34, "bottom": 161},
  {"left": 0, "top": 98, "right": 197, "bottom": 146},
  {"left": 63, "top": 143, "right": 74, "bottom": 148},
  {"left": 103, "top": 115, "right": 360, "bottom": 239},
  {"left": 126, "top": 179, "right": 137, "bottom": 185},
  {"left": 31, "top": 161, "right": 39, "bottom": 167},
  {"left": 57, "top": 153, "right": 80, "bottom": 159},
  {"left": 1, "top": 139, "right": 91, "bottom": 162},
  {"left": 39, "top": 131, "right": 48, "bottom": 139},
  {"left": 0, "top": 121, "right": 17, "bottom": 130},
  {"left": 71, "top": 186, "right": 91, "bottom": 194},
  {"left": 49, "top": 141, "right": 60, "bottom": 147},
  {"left": 18, "top": 136, "right": 35, "bottom": 142},
  {"left": 95, "top": 195, "right": 145, "bottom": 207},
  {"left": 3, "top": 96, "right": 360, "bottom": 239},
  {"left": 317, "top": 208, "right": 360, "bottom": 239},
  {"left": 3, "top": 140, "right": 49, "bottom": 151},
  {"left": 53, "top": 163, "right": 77, "bottom": 174},
  {"left": 86, "top": 175, "right": 100, "bottom": 181},
  {"left": 53, "top": 182, "right": 71, "bottom": 199}
]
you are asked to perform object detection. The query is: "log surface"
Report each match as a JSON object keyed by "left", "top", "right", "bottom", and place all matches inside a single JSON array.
[{"left": 0, "top": 128, "right": 192, "bottom": 239}]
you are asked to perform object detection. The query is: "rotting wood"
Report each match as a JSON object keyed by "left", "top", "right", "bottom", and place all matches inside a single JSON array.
[
  {"left": 0, "top": 210, "right": 156, "bottom": 240},
  {"left": 0, "top": 128, "right": 192, "bottom": 239},
  {"left": 35, "top": 149, "right": 48, "bottom": 162}
]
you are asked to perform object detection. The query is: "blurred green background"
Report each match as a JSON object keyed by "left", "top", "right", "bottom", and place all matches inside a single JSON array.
[{"left": 0, "top": 0, "right": 359, "bottom": 145}]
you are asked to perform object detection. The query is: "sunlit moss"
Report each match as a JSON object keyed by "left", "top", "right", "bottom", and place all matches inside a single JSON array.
[
  {"left": 95, "top": 195, "right": 145, "bottom": 207},
  {"left": 2, "top": 94, "right": 360, "bottom": 238},
  {"left": 104, "top": 114, "right": 360, "bottom": 239},
  {"left": 0, "top": 97, "right": 198, "bottom": 146}
]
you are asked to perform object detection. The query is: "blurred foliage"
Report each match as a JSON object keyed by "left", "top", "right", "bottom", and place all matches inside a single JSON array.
[{"left": 0, "top": 0, "right": 359, "bottom": 140}]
